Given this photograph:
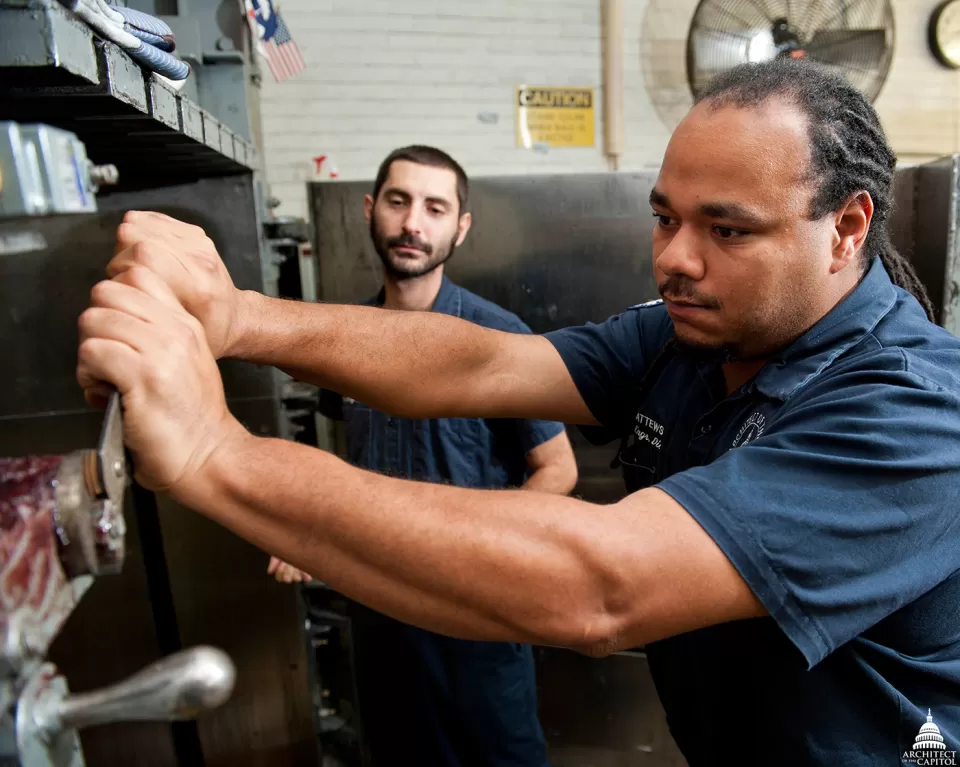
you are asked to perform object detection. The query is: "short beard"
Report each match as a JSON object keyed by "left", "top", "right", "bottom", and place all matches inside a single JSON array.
[{"left": 370, "top": 215, "right": 459, "bottom": 281}]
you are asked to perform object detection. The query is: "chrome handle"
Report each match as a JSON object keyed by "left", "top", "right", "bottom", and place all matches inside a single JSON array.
[{"left": 34, "top": 646, "right": 235, "bottom": 736}]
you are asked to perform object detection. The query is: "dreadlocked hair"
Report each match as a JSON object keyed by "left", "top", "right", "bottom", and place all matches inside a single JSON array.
[{"left": 695, "top": 59, "right": 938, "bottom": 323}]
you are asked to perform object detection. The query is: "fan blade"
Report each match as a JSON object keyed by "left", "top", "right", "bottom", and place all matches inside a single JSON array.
[{"left": 804, "top": 29, "right": 889, "bottom": 74}]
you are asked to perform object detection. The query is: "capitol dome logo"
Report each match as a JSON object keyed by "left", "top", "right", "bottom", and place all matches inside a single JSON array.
[{"left": 903, "top": 710, "right": 957, "bottom": 766}]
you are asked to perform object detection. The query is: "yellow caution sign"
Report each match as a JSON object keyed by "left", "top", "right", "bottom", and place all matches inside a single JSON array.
[{"left": 516, "top": 86, "right": 596, "bottom": 149}]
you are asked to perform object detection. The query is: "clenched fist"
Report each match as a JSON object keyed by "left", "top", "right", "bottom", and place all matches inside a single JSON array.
[
  {"left": 109, "top": 211, "right": 247, "bottom": 359},
  {"left": 77, "top": 266, "right": 248, "bottom": 497}
]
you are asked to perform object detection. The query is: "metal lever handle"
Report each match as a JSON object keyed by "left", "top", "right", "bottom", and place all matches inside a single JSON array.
[{"left": 34, "top": 646, "right": 236, "bottom": 736}]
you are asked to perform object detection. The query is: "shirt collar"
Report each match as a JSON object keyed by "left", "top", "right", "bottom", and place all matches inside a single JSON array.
[
  {"left": 751, "top": 257, "right": 898, "bottom": 401},
  {"left": 370, "top": 274, "right": 462, "bottom": 318},
  {"left": 430, "top": 275, "right": 462, "bottom": 317}
]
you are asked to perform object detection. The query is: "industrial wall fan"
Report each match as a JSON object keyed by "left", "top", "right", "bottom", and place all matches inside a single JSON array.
[{"left": 687, "top": 0, "right": 895, "bottom": 102}]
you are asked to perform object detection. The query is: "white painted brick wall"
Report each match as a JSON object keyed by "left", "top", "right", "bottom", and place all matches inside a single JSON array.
[
  {"left": 875, "top": 0, "right": 960, "bottom": 163},
  {"left": 260, "top": 0, "right": 960, "bottom": 218}
]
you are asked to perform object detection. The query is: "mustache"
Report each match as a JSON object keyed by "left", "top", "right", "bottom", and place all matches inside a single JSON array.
[
  {"left": 658, "top": 276, "right": 721, "bottom": 309},
  {"left": 386, "top": 233, "right": 433, "bottom": 255}
]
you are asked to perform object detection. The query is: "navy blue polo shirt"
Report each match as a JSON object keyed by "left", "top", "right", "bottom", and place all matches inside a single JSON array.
[
  {"left": 546, "top": 258, "right": 960, "bottom": 767},
  {"left": 319, "top": 276, "right": 564, "bottom": 767}
]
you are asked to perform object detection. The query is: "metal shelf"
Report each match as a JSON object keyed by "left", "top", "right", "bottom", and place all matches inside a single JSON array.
[{"left": 0, "top": 0, "right": 258, "bottom": 189}]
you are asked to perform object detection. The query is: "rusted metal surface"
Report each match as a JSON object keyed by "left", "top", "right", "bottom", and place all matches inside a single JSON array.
[
  {"left": 0, "top": 456, "right": 90, "bottom": 719},
  {"left": 0, "top": 456, "right": 77, "bottom": 660}
]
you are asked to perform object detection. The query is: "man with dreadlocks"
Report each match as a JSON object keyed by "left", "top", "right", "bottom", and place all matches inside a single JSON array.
[{"left": 80, "top": 60, "right": 960, "bottom": 765}]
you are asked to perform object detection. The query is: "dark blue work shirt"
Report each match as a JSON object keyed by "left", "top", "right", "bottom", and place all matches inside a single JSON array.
[
  {"left": 546, "top": 258, "right": 960, "bottom": 767},
  {"left": 320, "top": 276, "right": 564, "bottom": 767},
  {"left": 320, "top": 276, "right": 564, "bottom": 488}
]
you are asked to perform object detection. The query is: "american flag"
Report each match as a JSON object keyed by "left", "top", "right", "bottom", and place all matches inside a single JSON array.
[{"left": 245, "top": 0, "right": 305, "bottom": 83}]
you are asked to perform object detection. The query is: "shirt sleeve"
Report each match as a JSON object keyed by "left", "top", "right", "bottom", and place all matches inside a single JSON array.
[
  {"left": 656, "top": 355, "right": 960, "bottom": 669},
  {"left": 316, "top": 388, "right": 345, "bottom": 421},
  {"left": 544, "top": 305, "right": 673, "bottom": 443}
]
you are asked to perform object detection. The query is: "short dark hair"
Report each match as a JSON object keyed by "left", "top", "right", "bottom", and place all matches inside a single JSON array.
[
  {"left": 696, "top": 59, "right": 936, "bottom": 323},
  {"left": 372, "top": 145, "right": 469, "bottom": 213}
]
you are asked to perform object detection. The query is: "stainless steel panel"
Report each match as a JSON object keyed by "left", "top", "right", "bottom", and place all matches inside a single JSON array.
[
  {"left": 912, "top": 156, "right": 960, "bottom": 334},
  {"left": 889, "top": 165, "right": 917, "bottom": 267}
]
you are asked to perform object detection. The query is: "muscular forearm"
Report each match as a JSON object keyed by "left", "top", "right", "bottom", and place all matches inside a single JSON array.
[
  {"left": 233, "top": 291, "right": 526, "bottom": 419},
  {"left": 180, "top": 432, "right": 618, "bottom": 652},
  {"left": 229, "top": 291, "right": 594, "bottom": 423}
]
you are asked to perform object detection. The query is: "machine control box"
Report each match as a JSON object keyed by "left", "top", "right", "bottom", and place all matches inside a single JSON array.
[{"left": 0, "top": 122, "right": 116, "bottom": 217}]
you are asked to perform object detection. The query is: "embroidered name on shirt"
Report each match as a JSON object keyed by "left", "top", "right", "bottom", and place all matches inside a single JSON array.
[{"left": 634, "top": 412, "right": 664, "bottom": 450}]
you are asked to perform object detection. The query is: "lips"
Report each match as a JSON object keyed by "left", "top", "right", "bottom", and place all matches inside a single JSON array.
[
  {"left": 663, "top": 296, "right": 709, "bottom": 309},
  {"left": 662, "top": 298, "right": 717, "bottom": 325}
]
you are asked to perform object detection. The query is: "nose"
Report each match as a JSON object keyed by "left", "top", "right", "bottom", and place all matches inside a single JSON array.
[
  {"left": 402, "top": 203, "right": 427, "bottom": 235},
  {"left": 654, "top": 225, "right": 706, "bottom": 282}
]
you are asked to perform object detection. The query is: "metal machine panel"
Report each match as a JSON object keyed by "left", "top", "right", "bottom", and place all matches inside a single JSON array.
[
  {"left": 863, "top": 159, "right": 960, "bottom": 332},
  {"left": 0, "top": 4, "right": 99, "bottom": 82},
  {"left": 1, "top": 175, "right": 317, "bottom": 766},
  {"left": 889, "top": 165, "right": 917, "bottom": 266},
  {"left": 147, "top": 77, "right": 180, "bottom": 131},
  {"left": 202, "top": 111, "right": 222, "bottom": 152},
  {"left": 536, "top": 649, "right": 687, "bottom": 767},
  {"left": 0, "top": 0, "right": 259, "bottom": 186},
  {"left": 99, "top": 42, "right": 149, "bottom": 114},
  {"left": 180, "top": 97, "right": 205, "bottom": 142},
  {"left": 156, "top": 401, "right": 317, "bottom": 767},
  {"left": 0, "top": 410, "right": 178, "bottom": 767},
  {"left": 913, "top": 156, "right": 960, "bottom": 334}
]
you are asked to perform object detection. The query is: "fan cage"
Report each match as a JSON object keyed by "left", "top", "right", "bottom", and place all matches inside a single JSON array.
[{"left": 686, "top": 0, "right": 895, "bottom": 102}]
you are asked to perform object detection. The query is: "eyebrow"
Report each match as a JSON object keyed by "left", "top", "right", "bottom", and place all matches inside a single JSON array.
[
  {"left": 383, "top": 187, "right": 453, "bottom": 210},
  {"left": 649, "top": 188, "right": 671, "bottom": 209},
  {"left": 649, "top": 188, "right": 772, "bottom": 228}
]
